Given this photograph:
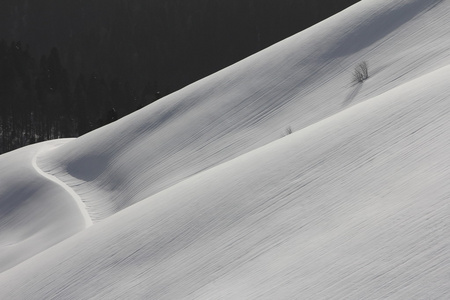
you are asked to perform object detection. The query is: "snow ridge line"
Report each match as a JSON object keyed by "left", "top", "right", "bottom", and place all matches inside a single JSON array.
[{"left": 32, "top": 152, "right": 93, "bottom": 228}]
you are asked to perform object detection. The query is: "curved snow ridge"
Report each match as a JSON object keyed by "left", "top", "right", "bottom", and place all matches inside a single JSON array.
[{"left": 32, "top": 151, "right": 93, "bottom": 228}]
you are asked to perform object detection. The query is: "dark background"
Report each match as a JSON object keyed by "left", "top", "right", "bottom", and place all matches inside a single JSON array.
[{"left": 0, "top": 0, "right": 358, "bottom": 153}]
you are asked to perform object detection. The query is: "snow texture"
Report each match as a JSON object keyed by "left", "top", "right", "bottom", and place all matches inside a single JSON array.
[{"left": 1, "top": 0, "right": 450, "bottom": 298}]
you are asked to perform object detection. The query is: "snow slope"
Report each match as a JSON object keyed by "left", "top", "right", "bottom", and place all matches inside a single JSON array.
[
  {"left": 2, "top": 65, "right": 450, "bottom": 299},
  {"left": 0, "top": 139, "right": 87, "bottom": 272},
  {"left": 1, "top": 0, "right": 450, "bottom": 298},
  {"left": 36, "top": 0, "right": 450, "bottom": 223}
]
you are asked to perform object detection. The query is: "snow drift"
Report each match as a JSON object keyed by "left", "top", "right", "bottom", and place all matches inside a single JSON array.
[
  {"left": 0, "top": 140, "right": 86, "bottom": 272},
  {"left": 1, "top": 0, "right": 450, "bottom": 298},
  {"left": 38, "top": 0, "right": 450, "bottom": 222}
]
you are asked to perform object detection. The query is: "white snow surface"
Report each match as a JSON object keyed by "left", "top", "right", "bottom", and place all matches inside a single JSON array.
[
  {"left": 0, "top": 139, "right": 86, "bottom": 272},
  {"left": 32, "top": 147, "right": 93, "bottom": 228},
  {"left": 1, "top": 0, "right": 450, "bottom": 298}
]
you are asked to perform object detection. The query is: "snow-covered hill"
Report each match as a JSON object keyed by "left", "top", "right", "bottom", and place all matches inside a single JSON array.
[
  {"left": 1, "top": 0, "right": 450, "bottom": 298},
  {"left": 0, "top": 139, "right": 88, "bottom": 272}
]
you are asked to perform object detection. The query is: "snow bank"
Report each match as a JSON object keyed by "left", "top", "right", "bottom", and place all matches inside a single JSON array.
[
  {"left": 0, "top": 140, "right": 85, "bottom": 272},
  {"left": 2, "top": 64, "right": 450, "bottom": 298},
  {"left": 38, "top": 0, "right": 450, "bottom": 222},
  {"left": 1, "top": 0, "right": 450, "bottom": 298}
]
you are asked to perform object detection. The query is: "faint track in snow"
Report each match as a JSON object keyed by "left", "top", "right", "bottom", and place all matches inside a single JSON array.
[{"left": 32, "top": 151, "right": 93, "bottom": 228}]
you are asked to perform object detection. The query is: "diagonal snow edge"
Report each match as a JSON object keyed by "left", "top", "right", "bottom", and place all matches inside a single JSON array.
[{"left": 32, "top": 150, "right": 93, "bottom": 228}]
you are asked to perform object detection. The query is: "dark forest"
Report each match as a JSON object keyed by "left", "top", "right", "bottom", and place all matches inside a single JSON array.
[{"left": 0, "top": 0, "right": 358, "bottom": 153}]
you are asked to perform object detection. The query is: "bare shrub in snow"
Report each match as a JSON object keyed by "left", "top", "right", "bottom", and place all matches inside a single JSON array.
[
  {"left": 353, "top": 61, "right": 369, "bottom": 83},
  {"left": 284, "top": 126, "right": 293, "bottom": 136}
]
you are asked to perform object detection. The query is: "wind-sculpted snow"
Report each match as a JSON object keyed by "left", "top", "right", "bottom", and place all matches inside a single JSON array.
[
  {"left": 38, "top": 0, "right": 450, "bottom": 222},
  {"left": 0, "top": 140, "right": 86, "bottom": 272},
  {"left": 32, "top": 151, "right": 93, "bottom": 228},
  {"left": 1, "top": 0, "right": 450, "bottom": 298},
  {"left": 2, "top": 66, "right": 450, "bottom": 298}
]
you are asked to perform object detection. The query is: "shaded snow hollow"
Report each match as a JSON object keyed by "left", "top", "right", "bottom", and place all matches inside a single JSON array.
[{"left": 1, "top": 0, "right": 450, "bottom": 298}]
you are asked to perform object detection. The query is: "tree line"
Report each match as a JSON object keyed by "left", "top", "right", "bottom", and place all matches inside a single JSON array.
[
  {"left": 0, "top": 0, "right": 358, "bottom": 153},
  {"left": 0, "top": 40, "right": 162, "bottom": 153}
]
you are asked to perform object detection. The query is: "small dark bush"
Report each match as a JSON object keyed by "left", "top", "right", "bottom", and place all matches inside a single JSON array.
[
  {"left": 284, "top": 126, "right": 293, "bottom": 136},
  {"left": 353, "top": 61, "right": 369, "bottom": 83}
]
